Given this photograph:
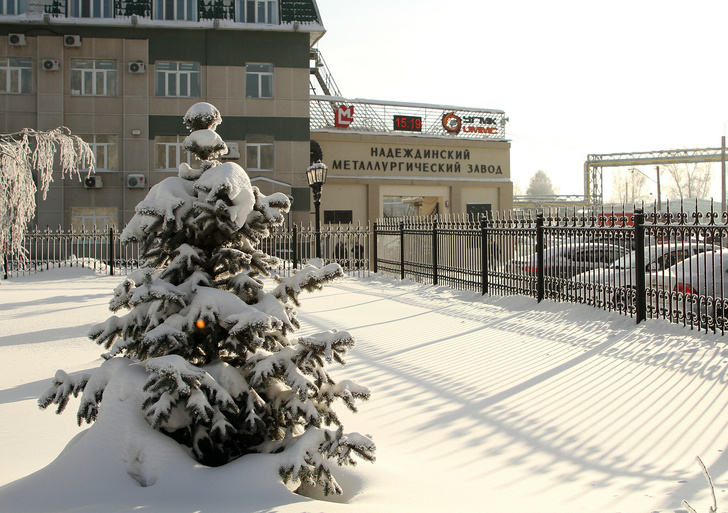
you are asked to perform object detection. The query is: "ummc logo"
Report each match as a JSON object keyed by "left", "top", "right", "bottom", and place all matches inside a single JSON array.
[
  {"left": 442, "top": 112, "right": 462, "bottom": 134},
  {"left": 442, "top": 112, "right": 499, "bottom": 135}
]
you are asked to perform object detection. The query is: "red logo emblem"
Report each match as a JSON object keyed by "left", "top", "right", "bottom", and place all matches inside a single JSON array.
[
  {"left": 442, "top": 112, "right": 462, "bottom": 134},
  {"left": 335, "top": 105, "right": 354, "bottom": 128}
]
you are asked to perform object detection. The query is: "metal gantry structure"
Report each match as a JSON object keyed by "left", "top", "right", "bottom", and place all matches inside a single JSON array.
[{"left": 585, "top": 146, "right": 727, "bottom": 207}]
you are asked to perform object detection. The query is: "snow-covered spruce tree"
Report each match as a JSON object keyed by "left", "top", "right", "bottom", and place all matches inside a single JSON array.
[
  {"left": 39, "top": 102, "right": 374, "bottom": 495},
  {"left": 0, "top": 127, "right": 94, "bottom": 269}
]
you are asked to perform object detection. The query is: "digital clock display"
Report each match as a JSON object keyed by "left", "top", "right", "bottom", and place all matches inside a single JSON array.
[{"left": 393, "top": 115, "right": 423, "bottom": 132}]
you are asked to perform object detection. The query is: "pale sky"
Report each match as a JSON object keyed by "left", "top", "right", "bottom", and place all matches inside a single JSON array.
[{"left": 314, "top": 0, "right": 728, "bottom": 203}]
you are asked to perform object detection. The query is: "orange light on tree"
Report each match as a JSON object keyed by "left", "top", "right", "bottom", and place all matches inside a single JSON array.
[{"left": 195, "top": 319, "right": 206, "bottom": 329}]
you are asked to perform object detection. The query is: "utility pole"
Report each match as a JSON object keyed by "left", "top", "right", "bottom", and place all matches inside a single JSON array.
[{"left": 656, "top": 165, "right": 661, "bottom": 211}]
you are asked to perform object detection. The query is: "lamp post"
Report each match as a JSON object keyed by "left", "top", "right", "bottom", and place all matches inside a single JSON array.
[{"left": 306, "top": 161, "right": 327, "bottom": 259}]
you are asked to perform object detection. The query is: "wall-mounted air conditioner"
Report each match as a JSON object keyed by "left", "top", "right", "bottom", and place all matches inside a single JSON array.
[
  {"left": 84, "top": 176, "right": 103, "bottom": 189},
  {"left": 127, "top": 174, "right": 146, "bottom": 188},
  {"left": 42, "top": 59, "right": 60, "bottom": 71},
  {"left": 8, "top": 34, "right": 26, "bottom": 46},
  {"left": 222, "top": 142, "right": 240, "bottom": 159},
  {"left": 64, "top": 35, "right": 82, "bottom": 47},
  {"left": 128, "top": 60, "right": 145, "bottom": 74}
]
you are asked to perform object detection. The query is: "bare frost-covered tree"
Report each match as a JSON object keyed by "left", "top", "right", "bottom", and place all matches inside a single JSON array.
[
  {"left": 526, "top": 170, "right": 556, "bottom": 196},
  {"left": 0, "top": 127, "right": 94, "bottom": 265},
  {"left": 662, "top": 162, "right": 713, "bottom": 201},
  {"left": 608, "top": 168, "right": 650, "bottom": 204}
]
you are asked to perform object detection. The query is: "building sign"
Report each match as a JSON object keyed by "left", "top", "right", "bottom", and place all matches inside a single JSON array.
[
  {"left": 327, "top": 143, "right": 508, "bottom": 178},
  {"left": 335, "top": 105, "right": 354, "bottom": 128},
  {"left": 442, "top": 112, "right": 499, "bottom": 135}
]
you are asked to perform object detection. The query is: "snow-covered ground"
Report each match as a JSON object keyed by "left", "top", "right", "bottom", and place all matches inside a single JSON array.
[{"left": 2, "top": 267, "right": 728, "bottom": 512}]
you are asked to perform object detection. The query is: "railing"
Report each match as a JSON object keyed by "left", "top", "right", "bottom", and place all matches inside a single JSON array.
[
  {"left": 9, "top": 204, "right": 728, "bottom": 335},
  {"left": 374, "top": 202, "right": 728, "bottom": 335},
  {"left": 310, "top": 96, "right": 508, "bottom": 140},
  {"left": 114, "top": 0, "right": 151, "bottom": 17},
  {"left": 2, "top": 222, "right": 371, "bottom": 280}
]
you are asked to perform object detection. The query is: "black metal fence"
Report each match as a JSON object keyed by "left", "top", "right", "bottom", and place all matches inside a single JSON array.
[
  {"left": 374, "top": 204, "right": 728, "bottom": 335},
  {"left": 7, "top": 204, "right": 728, "bottom": 334},
  {"left": 2, "top": 222, "right": 372, "bottom": 280}
]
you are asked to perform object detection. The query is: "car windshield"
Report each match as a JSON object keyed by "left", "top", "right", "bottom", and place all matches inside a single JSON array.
[{"left": 610, "top": 250, "right": 636, "bottom": 269}]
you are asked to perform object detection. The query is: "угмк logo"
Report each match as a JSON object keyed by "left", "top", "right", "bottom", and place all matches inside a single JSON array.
[{"left": 442, "top": 112, "right": 462, "bottom": 134}]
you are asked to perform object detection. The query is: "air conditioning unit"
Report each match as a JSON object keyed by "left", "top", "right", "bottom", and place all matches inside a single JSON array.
[
  {"left": 127, "top": 174, "right": 146, "bottom": 189},
  {"left": 42, "top": 59, "right": 60, "bottom": 71},
  {"left": 222, "top": 142, "right": 240, "bottom": 159},
  {"left": 8, "top": 34, "right": 26, "bottom": 46},
  {"left": 84, "top": 176, "right": 103, "bottom": 189},
  {"left": 64, "top": 35, "right": 82, "bottom": 47},
  {"left": 128, "top": 60, "right": 145, "bottom": 74}
]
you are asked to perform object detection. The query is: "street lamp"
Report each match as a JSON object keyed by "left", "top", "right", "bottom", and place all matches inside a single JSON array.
[{"left": 306, "top": 160, "right": 327, "bottom": 259}]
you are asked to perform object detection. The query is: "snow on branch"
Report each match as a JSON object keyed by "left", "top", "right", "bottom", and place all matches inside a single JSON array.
[
  {"left": 278, "top": 426, "right": 376, "bottom": 496},
  {"left": 38, "top": 369, "right": 91, "bottom": 415},
  {"left": 1, "top": 127, "right": 94, "bottom": 266}
]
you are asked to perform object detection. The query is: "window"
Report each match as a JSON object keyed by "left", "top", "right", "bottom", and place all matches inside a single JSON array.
[
  {"left": 237, "top": 0, "right": 276, "bottom": 23},
  {"left": 1, "top": 0, "right": 26, "bottom": 14},
  {"left": 0, "top": 58, "right": 32, "bottom": 94},
  {"left": 245, "top": 63, "right": 273, "bottom": 98},
  {"left": 324, "top": 211, "right": 353, "bottom": 224},
  {"left": 155, "top": 0, "right": 196, "bottom": 21},
  {"left": 80, "top": 135, "right": 117, "bottom": 172},
  {"left": 70, "top": 0, "right": 112, "bottom": 17},
  {"left": 155, "top": 62, "right": 200, "bottom": 97},
  {"left": 155, "top": 135, "right": 192, "bottom": 171},
  {"left": 71, "top": 60, "right": 118, "bottom": 96},
  {"left": 245, "top": 138, "right": 274, "bottom": 171},
  {"left": 71, "top": 207, "right": 118, "bottom": 232}
]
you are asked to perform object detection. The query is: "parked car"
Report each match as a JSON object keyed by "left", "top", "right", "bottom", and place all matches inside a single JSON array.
[
  {"left": 667, "top": 249, "right": 728, "bottom": 325},
  {"left": 570, "top": 243, "right": 717, "bottom": 308},
  {"left": 509, "top": 242, "right": 629, "bottom": 280}
]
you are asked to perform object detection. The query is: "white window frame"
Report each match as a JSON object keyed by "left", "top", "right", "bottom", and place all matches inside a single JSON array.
[
  {"left": 238, "top": 0, "right": 276, "bottom": 23},
  {"left": 245, "top": 63, "right": 273, "bottom": 98},
  {"left": 245, "top": 141, "right": 274, "bottom": 171},
  {"left": 0, "top": 0, "right": 26, "bottom": 14},
  {"left": 70, "top": 60, "right": 118, "bottom": 96},
  {"left": 155, "top": 135, "right": 193, "bottom": 171},
  {"left": 155, "top": 62, "right": 201, "bottom": 97},
  {"left": 80, "top": 134, "right": 118, "bottom": 172},
  {"left": 155, "top": 0, "right": 196, "bottom": 21},
  {"left": 0, "top": 57, "right": 32, "bottom": 94},
  {"left": 70, "top": 0, "right": 113, "bottom": 18}
]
